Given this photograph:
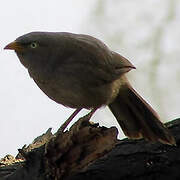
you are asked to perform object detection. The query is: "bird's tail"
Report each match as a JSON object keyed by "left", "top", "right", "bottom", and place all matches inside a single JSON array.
[{"left": 109, "top": 82, "right": 176, "bottom": 145}]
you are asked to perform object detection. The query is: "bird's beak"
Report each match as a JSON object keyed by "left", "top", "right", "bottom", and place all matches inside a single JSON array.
[{"left": 4, "top": 41, "right": 24, "bottom": 51}]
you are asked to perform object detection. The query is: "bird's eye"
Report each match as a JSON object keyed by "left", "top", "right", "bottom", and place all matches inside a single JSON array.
[{"left": 30, "top": 42, "right": 38, "bottom": 49}]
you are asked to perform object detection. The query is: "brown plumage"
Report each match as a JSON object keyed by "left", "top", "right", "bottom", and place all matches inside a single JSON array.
[
  {"left": 4, "top": 32, "right": 176, "bottom": 145},
  {"left": 109, "top": 76, "right": 175, "bottom": 145}
]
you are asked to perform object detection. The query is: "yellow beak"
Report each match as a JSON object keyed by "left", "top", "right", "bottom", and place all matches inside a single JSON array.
[{"left": 4, "top": 41, "right": 24, "bottom": 51}]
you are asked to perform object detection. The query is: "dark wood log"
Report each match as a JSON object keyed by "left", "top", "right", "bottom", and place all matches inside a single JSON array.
[
  {"left": 0, "top": 118, "right": 180, "bottom": 180},
  {"left": 69, "top": 118, "right": 180, "bottom": 180}
]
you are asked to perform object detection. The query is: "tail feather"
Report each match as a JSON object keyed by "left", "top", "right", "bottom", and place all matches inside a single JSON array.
[{"left": 109, "top": 83, "right": 176, "bottom": 145}]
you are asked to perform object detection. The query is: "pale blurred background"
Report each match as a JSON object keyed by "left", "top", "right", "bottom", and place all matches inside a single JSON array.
[{"left": 0, "top": 0, "right": 179, "bottom": 157}]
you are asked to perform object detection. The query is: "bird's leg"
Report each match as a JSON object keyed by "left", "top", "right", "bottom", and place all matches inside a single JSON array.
[
  {"left": 70, "top": 108, "right": 98, "bottom": 130},
  {"left": 57, "top": 108, "right": 98, "bottom": 135},
  {"left": 57, "top": 108, "right": 82, "bottom": 134},
  {"left": 86, "top": 108, "right": 98, "bottom": 121}
]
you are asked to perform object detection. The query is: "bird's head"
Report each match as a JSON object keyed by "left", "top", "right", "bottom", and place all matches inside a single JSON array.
[{"left": 4, "top": 32, "right": 63, "bottom": 70}]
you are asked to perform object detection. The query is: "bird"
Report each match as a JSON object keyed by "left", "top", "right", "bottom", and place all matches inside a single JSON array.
[{"left": 4, "top": 31, "right": 175, "bottom": 145}]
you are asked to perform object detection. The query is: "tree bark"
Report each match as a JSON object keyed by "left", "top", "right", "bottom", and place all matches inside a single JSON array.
[{"left": 0, "top": 118, "right": 180, "bottom": 180}]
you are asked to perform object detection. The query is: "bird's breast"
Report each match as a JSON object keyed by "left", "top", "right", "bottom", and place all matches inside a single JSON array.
[{"left": 31, "top": 73, "right": 121, "bottom": 109}]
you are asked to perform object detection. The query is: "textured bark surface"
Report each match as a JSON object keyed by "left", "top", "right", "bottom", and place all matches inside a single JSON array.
[
  {"left": 69, "top": 118, "right": 180, "bottom": 180},
  {"left": 0, "top": 118, "right": 179, "bottom": 180},
  {"left": 45, "top": 114, "right": 118, "bottom": 179},
  {"left": 0, "top": 113, "right": 118, "bottom": 180}
]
